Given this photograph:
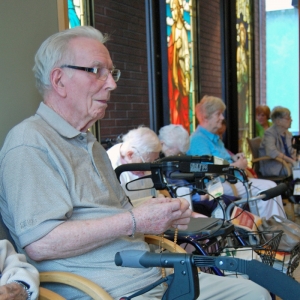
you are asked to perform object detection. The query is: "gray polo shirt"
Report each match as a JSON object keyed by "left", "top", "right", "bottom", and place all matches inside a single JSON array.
[{"left": 0, "top": 102, "right": 161, "bottom": 299}]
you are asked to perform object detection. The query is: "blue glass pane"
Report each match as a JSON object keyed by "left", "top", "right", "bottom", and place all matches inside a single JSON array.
[{"left": 68, "top": 0, "right": 80, "bottom": 28}]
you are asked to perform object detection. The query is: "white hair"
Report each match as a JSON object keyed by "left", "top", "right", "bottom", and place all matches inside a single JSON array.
[
  {"left": 33, "top": 26, "right": 108, "bottom": 96},
  {"left": 121, "top": 126, "right": 161, "bottom": 155},
  {"left": 271, "top": 106, "right": 291, "bottom": 122},
  {"left": 159, "top": 124, "right": 190, "bottom": 155}
]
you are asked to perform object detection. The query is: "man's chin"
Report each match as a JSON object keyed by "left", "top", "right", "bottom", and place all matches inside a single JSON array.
[{"left": 94, "top": 109, "right": 107, "bottom": 120}]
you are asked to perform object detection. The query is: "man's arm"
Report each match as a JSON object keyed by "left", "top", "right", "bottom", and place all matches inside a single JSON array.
[{"left": 25, "top": 197, "right": 192, "bottom": 261}]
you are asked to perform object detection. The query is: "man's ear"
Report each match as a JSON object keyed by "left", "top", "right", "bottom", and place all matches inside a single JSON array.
[{"left": 50, "top": 68, "right": 67, "bottom": 97}]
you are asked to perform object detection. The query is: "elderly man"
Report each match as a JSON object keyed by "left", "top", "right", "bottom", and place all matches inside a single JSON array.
[
  {"left": 0, "top": 27, "right": 271, "bottom": 299},
  {"left": 187, "top": 95, "right": 286, "bottom": 219}
]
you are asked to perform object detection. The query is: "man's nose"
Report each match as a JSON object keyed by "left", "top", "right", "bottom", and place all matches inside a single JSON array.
[{"left": 106, "top": 73, "right": 118, "bottom": 90}]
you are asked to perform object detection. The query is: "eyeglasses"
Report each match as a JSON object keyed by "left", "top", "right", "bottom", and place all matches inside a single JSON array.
[
  {"left": 60, "top": 65, "right": 121, "bottom": 82},
  {"left": 132, "top": 147, "right": 146, "bottom": 163},
  {"left": 282, "top": 116, "right": 292, "bottom": 121}
]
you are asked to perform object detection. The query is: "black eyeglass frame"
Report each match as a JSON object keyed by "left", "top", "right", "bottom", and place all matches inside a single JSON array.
[{"left": 60, "top": 64, "right": 121, "bottom": 82}]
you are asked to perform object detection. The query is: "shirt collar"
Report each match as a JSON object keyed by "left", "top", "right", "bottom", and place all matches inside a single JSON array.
[
  {"left": 198, "top": 126, "right": 220, "bottom": 143},
  {"left": 36, "top": 102, "right": 81, "bottom": 139}
]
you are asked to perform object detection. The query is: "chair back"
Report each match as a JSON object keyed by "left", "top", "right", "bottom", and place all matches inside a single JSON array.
[{"left": 246, "top": 137, "right": 261, "bottom": 159}]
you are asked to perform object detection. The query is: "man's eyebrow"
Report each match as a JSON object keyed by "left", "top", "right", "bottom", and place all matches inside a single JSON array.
[
  {"left": 93, "top": 61, "right": 114, "bottom": 69},
  {"left": 93, "top": 61, "right": 105, "bottom": 67}
]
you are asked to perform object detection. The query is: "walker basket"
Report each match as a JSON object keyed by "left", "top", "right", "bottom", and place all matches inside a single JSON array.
[
  {"left": 273, "top": 242, "right": 300, "bottom": 277},
  {"left": 198, "top": 229, "right": 282, "bottom": 276}
]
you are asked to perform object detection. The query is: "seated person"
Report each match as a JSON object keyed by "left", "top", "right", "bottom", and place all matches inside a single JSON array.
[
  {"left": 259, "top": 106, "right": 296, "bottom": 177},
  {"left": 159, "top": 124, "right": 238, "bottom": 217},
  {"left": 0, "top": 26, "right": 271, "bottom": 300},
  {"left": 159, "top": 124, "right": 197, "bottom": 203},
  {"left": 0, "top": 240, "right": 39, "bottom": 300},
  {"left": 217, "top": 119, "right": 258, "bottom": 179},
  {"left": 256, "top": 105, "right": 272, "bottom": 138},
  {"left": 187, "top": 95, "right": 286, "bottom": 219},
  {"left": 159, "top": 124, "right": 190, "bottom": 157},
  {"left": 107, "top": 126, "right": 161, "bottom": 205}
]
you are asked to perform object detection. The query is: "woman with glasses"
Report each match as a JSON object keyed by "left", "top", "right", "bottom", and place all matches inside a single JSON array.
[{"left": 259, "top": 106, "right": 296, "bottom": 177}]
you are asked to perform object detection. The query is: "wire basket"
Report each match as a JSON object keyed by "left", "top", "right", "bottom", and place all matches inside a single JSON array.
[
  {"left": 197, "top": 229, "right": 282, "bottom": 276},
  {"left": 273, "top": 242, "right": 300, "bottom": 277}
]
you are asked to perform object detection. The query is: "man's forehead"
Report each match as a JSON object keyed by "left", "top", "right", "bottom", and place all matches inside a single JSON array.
[{"left": 70, "top": 37, "right": 112, "bottom": 66}]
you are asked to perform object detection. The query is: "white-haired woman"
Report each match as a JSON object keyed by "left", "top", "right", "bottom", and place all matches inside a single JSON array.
[
  {"left": 158, "top": 124, "right": 221, "bottom": 216},
  {"left": 159, "top": 124, "right": 190, "bottom": 157},
  {"left": 107, "top": 126, "right": 161, "bottom": 204}
]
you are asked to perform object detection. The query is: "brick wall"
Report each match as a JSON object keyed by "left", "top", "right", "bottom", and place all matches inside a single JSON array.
[
  {"left": 93, "top": 0, "right": 260, "bottom": 139},
  {"left": 94, "top": 1, "right": 149, "bottom": 139},
  {"left": 198, "top": 0, "right": 222, "bottom": 99}
]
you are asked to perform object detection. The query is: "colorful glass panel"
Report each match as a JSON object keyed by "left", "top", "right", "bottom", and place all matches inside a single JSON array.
[
  {"left": 236, "top": 0, "right": 253, "bottom": 155},
  {"left": 166, "top": 0, "right": 196, "bottom": 134}
]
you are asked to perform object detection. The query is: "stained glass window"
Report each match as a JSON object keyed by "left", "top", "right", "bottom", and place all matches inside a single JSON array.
[
  {"left": 236, "top": 0, "right": 253, "bottom": 154},
  {"left": 166, "top": 0, "right": 197, "bottom": 134}
]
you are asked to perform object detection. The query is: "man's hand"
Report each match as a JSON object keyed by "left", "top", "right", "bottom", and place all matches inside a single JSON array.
[
  {"left": 132, "top": 197, "right": 192, "bottom": 234},
  {"left": 191, "top": 212, "right": 208, "bottom": 219},
  {"left": 0, "top": 283, "right": 27, "bottom": 300}
]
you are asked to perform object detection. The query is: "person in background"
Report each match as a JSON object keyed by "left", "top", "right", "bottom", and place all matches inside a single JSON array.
[
  {"left": 159, "top": 124, "right": 189, "bottom": 157},
  {"left": 0, "top": 26, "right": 271, "bottom": 300},
  {"left": 259, "top": 106, "right": 296, "bottom": 177},
  {"left": 159, "top": 124, "right": 237, "bottom": 217},
  {"left": 217, "top": 119, "right": 258, "bottom": 179},
  {"left": 0, "top": 240, "right": 39, "bottom": 300},
  {"left": 187, "top": 95, "right": 286, "bottom": 219},
  {"left": 256, "top": 105, "right": 272, "bottom": 138},
  {"left": 216, "top": 119, "right": 227, "bottom": 141},
  {"left": 107, "top": 126, "right": 161, "bottom": 205}
]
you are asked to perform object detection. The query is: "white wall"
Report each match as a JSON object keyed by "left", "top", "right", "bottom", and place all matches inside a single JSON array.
[{"left": 0, "top": 1, "right": 60, "bottom": 147}]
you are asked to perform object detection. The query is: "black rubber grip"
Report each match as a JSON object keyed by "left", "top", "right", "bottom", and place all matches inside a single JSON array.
[{"left": 259, "top": 182, "right": 288, "bottom": 201}]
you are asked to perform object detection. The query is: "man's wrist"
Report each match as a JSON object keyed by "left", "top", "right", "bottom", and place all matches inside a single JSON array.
[
  {"left": 11, "top": 281, "right": 31, "bottom": 300},
  {"left": 128, "top": 210, "right": 136, "bottom": 238}
]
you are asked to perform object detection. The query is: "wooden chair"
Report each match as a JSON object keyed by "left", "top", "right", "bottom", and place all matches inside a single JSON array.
[
  {"left": 144, "top": 234, "right": 187, "bottom": 253},
  {"left": 39, "top": 287, "right": 65, "bottom": 300},
  {"left": 38, "top": 235, "right": 186, "bottom": 299},
  {"left": 246, "top": 137, "right": 291, "bottom": 183},
  {"left": 39, "top": 271, "right": 113, "bottom": 300}
]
